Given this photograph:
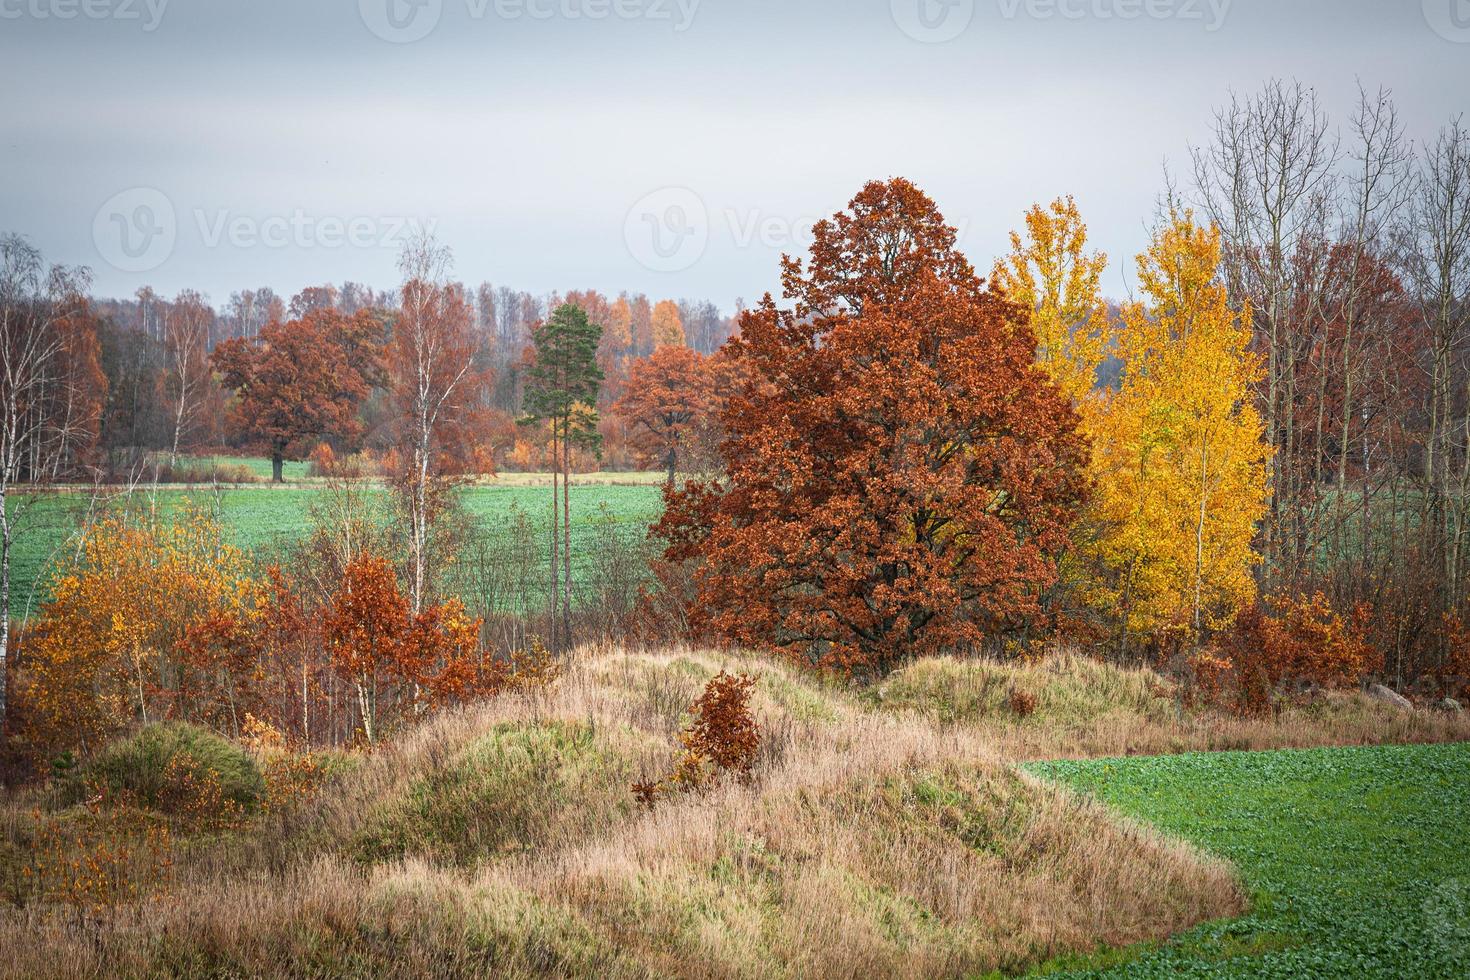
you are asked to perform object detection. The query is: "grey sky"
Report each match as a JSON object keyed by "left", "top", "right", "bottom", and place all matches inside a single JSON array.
[{"left": 2, "top": 0, "right": 1466, "bottom": 312}]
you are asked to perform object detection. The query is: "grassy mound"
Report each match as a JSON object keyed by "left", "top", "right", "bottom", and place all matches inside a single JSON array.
[
  {"left": 1, "top": 650, "right": 1245, "bottom": 978},
  {"left": 872, "top": 653, "right": 1470, "bottom": 760},
  {"left": 7, "top": 646, "right": 1470, "bottom": 978},
  {"left": 872, "top": 652, "right": 1175, "bottom": 726},
  {"left": 352, "top": 720, "right": 648, "bottom": 865},
  {"left": 62, "top": 721, "right": 264, "bottom": 813}
]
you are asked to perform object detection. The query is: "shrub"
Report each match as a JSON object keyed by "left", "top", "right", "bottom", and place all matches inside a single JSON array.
[
  {"left": 633, "top": 671, "right": 759, "bottom": 806},
  {"left": 307, "top": 441, "right": 336, "bottom": 476},
  {"left": 1006, "top": 687, "right": 1038, "bottom": 718},
  {"left": 1438, "top": 615, "right": 1470, "bottom": 702},
  {"left": 1209, "top": 594, "right": 1377, "bottom": 715},
  {"left": 65, "top": 722, "right": 265, "bottom": 817}
]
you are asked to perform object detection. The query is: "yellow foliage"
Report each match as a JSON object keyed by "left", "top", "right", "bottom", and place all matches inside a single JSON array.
[
  {"left": 651, "top": 299, "right": 684, "bottom": 349},
  {"left": 15, "top": 508, "right": 264, "bottom": 759},
  {"left": 993, "top": 196, "right": 1111, "bottom": 414},
  {"left": 1084, "top": 210, "right": 1269, "bottom": 643}
]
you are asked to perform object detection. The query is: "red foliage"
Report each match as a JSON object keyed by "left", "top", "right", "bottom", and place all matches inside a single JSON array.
[
  {"left": 1209, "top": 593, "right": 1378, "bottom": 714},
  {"left": 1006, "top": 687, "right": 1038, "bottom": 718},
  {"left": 633, "top": 671, "right": 760, "bottom": 806},
  {"left": 1437, "top": 615, "right": 1470, "bottom": 702},
  {"left": 613, "top": 345, "right": 715, "bottom": 486},
  {"left": 655, "top": 179, "right": 1088, "bottom": 678},
  {"left": 323, "top": 554, "right": 485, "bottom": 742},
  {"left": 212, "top": 308, "right": 383, "bottom": 479}
]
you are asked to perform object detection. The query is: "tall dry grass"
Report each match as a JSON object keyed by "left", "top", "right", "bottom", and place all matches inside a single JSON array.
[
  {"left": 0, "top": 648, "right": 1248, "bottom": 979},
  {"left": 872, "top": 651, "right": 1470, "bottom": 760}
]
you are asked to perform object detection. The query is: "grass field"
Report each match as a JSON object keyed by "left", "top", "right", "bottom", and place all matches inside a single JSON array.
[
  {"left": 1028, "top": 743, "right": 1470, "bottom": 977},
  {"left": 8, "top": 472, "right": 666, "bottom": 617}
]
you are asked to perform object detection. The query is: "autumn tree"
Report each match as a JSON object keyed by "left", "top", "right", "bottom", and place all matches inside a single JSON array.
[
  {"left": 992, "top": 197, "right": 1110, "bottom": 412},
  {"left": 12, "top": 509, "right": 263, "bottom": 758},
  {"left": 629, "top": 294, "right": 653, "bottom": 356},
  {"left": 522, "top": 303, "right": 603, "bottom": 652},
  {"left": 614, "top": 345, "right": 714, "bottom": 487},
  {"left": 605, "top": 296, "right": 633, "bottom": 362},
  {"left": 1086, "top": 210, "right": 1270, "bottom": 650},
  {"left": 0, "top": 235, "right": 90, "bottom": 729},
  {"left": 651, "top": 299, "right": 686, "bottom": 348},
  {"left": 390, "top": 234, "right": 492, "bottom": 613},
  {"left": 656, "top": 179, "right": 1088, "bottom": 677},
  {"left": 212, "top": 308, "right": 384, "bottom": 482},
  {"left": 323, "top": 552, "right": 480, "bottom": 744}
]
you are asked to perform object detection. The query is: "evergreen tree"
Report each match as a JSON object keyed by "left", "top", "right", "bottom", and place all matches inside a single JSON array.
[{"left": 522, "top": 303, "right": 604, "bottom": 652}]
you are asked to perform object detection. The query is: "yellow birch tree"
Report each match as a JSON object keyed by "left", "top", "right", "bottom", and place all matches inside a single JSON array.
[
  {"left": 1088, "top": 210, "right": 1269, "bottom": 648},
  {"left": 992, "top": 196, "right": 1111, "bottom": 415},
  {"left": 651, "top": 299, "right": 685, "bottom": 349}
]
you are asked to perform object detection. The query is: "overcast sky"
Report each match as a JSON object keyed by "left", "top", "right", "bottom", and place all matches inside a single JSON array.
[{"left": 2, "top": 0, "right": 1467, "bottom": 311}]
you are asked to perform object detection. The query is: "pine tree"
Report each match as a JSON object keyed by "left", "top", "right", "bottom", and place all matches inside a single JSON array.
[{"left": 522, "top": 303, "right": 603, "bottom": 652}]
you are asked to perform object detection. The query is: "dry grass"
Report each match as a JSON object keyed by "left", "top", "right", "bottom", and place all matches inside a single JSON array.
[
  {"left": 0, "top": 649, "right": 1249, "bottom": 979},
  {"left": 872, "top": 652, "right": 1470, "bottom": 760}
]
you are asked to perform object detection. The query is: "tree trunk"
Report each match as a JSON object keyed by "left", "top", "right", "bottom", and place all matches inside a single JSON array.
[
  {"left": 272, "top": 450, "right": 284, "bottom": 483},
  {"left": 563, "top": 427, "right": 573, "bottom": 652},
  {"left": 665, "top": 447, "right": 677, "bottom": 490},
  {"left": 549, "top": 421, "right": 560, "bottom": 653},
  {"left": 0, "top": 487, "right": 9, "bottom": 733}
]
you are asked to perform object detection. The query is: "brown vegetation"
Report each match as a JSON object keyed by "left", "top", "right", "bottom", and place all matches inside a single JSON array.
[{"left": 0, "top": 647, "right": 1261, "bottom": 979}]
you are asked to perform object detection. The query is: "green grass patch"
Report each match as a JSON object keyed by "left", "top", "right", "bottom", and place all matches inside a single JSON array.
[
  {"left": 1026, "top": 742, "right": 1470, "bottom": 976},
  {"left": 353, "top": 721, "right": 643, "bottom": 866},
  {"left": 870, "top": 654, "right": 1174, "bottom": 728},
  {"left": 64, "top": 722, "right": 265, "bottom": 813},
  {"left": 9, "top": 473, "right": 664, "bottom": 614}
]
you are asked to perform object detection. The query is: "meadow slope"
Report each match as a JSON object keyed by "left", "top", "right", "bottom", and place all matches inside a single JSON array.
[{"left": 3, "top": 649, "right": 1467, "bottom": 978}]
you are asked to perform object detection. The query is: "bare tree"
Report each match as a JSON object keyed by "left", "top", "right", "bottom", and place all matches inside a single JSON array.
[
  {"left": 163, "top": 289, "right": 212, "bottom": 464},
  {"left": 1192, "top": 79, "right": 1340, "bottom": 586},
  {"left": 0, "top": 234, "right": 89, "bottom": 727},
  {"left": 1403, "top": 118, "right": 1470, "bottom": 605},
  {"left": 391, "top": 232, "right": 481, "bottom": 613}
]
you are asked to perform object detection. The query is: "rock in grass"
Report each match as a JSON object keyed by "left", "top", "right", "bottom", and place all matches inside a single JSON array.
[
  {"left": 1434, "top": 697, "right": 1463, "bottom": 713},
  {"left": 1368, "top": 684, "right": 1412, "bottom": 710}
]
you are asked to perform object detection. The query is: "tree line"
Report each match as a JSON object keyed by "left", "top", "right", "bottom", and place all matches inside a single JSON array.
[{"left": 2, "top": 78, "right": 1467, "bottom": 765}]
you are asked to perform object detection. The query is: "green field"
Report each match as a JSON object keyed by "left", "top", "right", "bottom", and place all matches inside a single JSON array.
[
  {"left": 8, "top": 474, "right": 666, "bottom": 618},
  {"left": 1027, "top": 743, "right": 1470, "bottom": 977}
]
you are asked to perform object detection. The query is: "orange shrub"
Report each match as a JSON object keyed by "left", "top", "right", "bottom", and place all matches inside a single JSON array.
[
  {"left": 1437, "top": 615, "right": 1470, "bottom": 702},
  {"left": 261, "top": 755, "right": 332, "bottom": 815},
  {"left": 307, "top": 441, "right": 337, "bottom": 476},
  {"left": 1211, "top": 593, "right": 1377, "bottom": 715},
  {"left": 324, "top": 554, "right": 485, "bottom": 744},
  {"left": 1006, "top": 687, "right": 1038, "bottom": 718},
  {"left": 633, "top": 671, "right": 759, "bottom": 806}
]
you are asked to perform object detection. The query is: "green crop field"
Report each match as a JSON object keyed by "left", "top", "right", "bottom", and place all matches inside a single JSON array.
[
  {"left": 1026, "top": 743, "right": 1470, "bottom": 977},
  {"left": 7, "top": 470, "right": 667, "bottom": 618}
]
